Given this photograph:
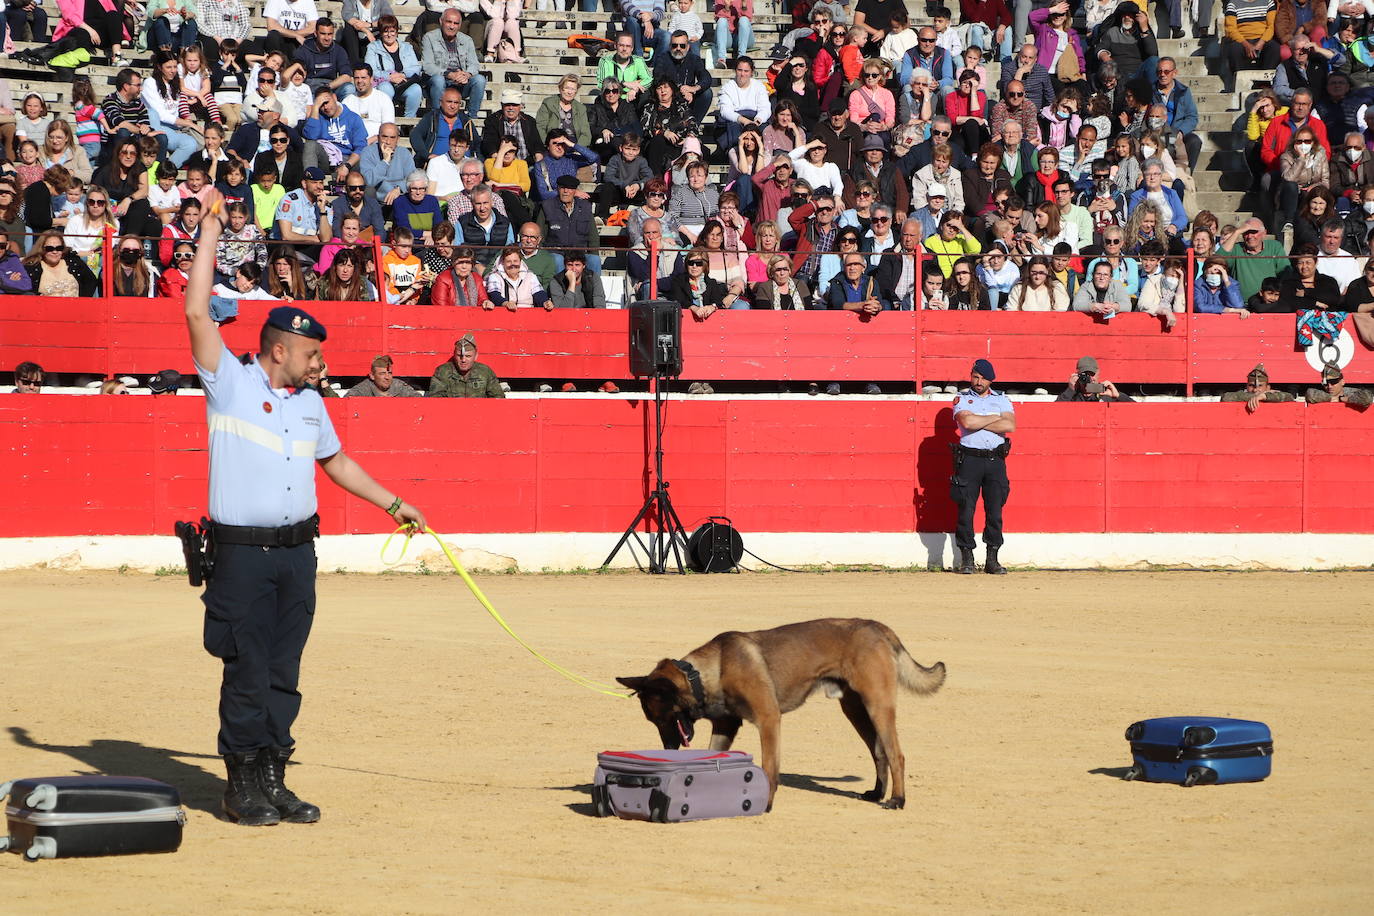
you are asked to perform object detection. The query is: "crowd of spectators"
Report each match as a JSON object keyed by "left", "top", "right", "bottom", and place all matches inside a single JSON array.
[{"left": 6, "top": 0, "right": 1374, "bottom": 396}]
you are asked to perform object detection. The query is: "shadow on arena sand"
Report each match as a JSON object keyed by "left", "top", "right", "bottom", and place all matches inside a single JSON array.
[{"left": 8, "top": 726, "right": 224, "bottom": 816}]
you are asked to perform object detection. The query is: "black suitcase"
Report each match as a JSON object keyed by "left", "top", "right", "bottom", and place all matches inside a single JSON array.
[{"left": 2, "top": 776, "right": 186, "bottom": 861}]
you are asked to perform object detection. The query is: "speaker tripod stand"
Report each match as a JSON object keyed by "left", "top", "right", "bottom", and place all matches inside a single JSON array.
[{"left": 601, "top": 372, "right": 689, "bottom": 574}]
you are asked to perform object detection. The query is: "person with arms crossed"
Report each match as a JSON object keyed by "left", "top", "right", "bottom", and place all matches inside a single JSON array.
[
  {"left": 183, "top": 195, "right": 426, "bottom": 826},
  {"left": 951, "top": 358, "right": 1014, "bottom": 575}
]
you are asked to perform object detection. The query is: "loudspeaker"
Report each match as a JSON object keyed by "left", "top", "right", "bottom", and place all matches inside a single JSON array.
[
  {"left": 629, "top": 299, "right": 683, "bottom": 377},
  {"left": 687, "top": 519, "right": 743, "bottom": 573}
]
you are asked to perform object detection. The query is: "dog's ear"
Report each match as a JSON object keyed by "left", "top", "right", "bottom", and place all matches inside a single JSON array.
[
  {"left": 616, "top": 675, "right": 679, "bottom": 696},
  {"left": 616, "top": 675, "right": 651, "bottom": 693}
]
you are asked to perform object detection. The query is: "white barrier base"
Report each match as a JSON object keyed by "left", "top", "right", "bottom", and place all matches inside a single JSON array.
[{"left": 2, "top": 532, "right": 1370, "bottom": 573}]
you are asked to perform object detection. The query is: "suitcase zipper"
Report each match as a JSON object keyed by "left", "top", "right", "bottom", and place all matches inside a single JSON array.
[{"left": 5, "top": 805, "right": 187, "bottom": 827}]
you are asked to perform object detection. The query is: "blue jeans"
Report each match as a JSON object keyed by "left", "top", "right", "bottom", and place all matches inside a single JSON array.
[
  {"left": 964, "top": 22, "right": 1013, "bottom": 61},
  {"left": 149, "top": 15, "right": 199, "bottom": 52},
  {"left": 630, "top": 21, "right": 670, "bottom": 58},
  {"left": 714, "top": 17, "right": 753, "bottom": 57},
  {"left": 147, "top": 108, "right": 201, "bottom": 167},
  {"left": 429, "top": 72, "right": 487, "bottom": 120},
  {"left": 379, "top": 81, "right": 423, "bottom": 118}
]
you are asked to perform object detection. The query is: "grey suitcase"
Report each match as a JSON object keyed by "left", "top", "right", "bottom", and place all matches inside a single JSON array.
[
  {"left": 591, "top": 750, "right": 768, "bottom": 822},
  {"left": 3, "top": 776, "right": 186, "bottom": 860}
]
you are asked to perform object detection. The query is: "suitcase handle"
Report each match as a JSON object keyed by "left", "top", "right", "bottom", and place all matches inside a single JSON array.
[{"left": 605, "top": 774, "right": 662, "bottom": 788}]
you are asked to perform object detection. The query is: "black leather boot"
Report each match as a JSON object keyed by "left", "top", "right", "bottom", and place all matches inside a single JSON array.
[
  {"left": 985, "top": 547, "right": 1007, "bottom": 575},
  {"left": 222, "top": 751, "right": 280, "bottom": 826},
  {"left": 956, "top": 547, "right": 976, "bottom": 574},
  {"left": 258, "top": 746, "right": 321, "bottom": 823}
]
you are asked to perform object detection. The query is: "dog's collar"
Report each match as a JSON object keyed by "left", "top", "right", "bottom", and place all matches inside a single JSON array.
[{"left": 670, "top": 658, "right": 706, "bottom": 711}]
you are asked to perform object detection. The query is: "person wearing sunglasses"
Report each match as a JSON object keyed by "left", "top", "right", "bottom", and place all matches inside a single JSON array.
[
  {"left": 11, "top": 361, "right": 43, "bottom": 393},
  {"left": 669, "top": 246, "right": 740, "bottom": 322},
  {"left": 899, "top": 27, "right": 954, "bottom": 95},
  {"left": 158, "top": 240, "right": 199, "bottom": 298},
  {"left": 849, "top": 59, "right": 896, "bottom": 138},
  {"left": 22, "top": 229, "right": 97, "bottom": 297}
]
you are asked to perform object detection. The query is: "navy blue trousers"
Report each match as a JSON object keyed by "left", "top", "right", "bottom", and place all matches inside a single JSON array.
[
  {"left": 951, "top": 453, "right": 1010, "bottom": 550},
  {"left": 202, "top": 543, "right": 317, "bottom": 755}
]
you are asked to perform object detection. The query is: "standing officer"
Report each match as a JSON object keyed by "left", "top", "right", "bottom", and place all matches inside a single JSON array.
[
  {"left": 951, "top": 358, "right": 1015, "bottom": 575},
  {"left": 184, "top": 194, "right": 428, "bottom": 827}
]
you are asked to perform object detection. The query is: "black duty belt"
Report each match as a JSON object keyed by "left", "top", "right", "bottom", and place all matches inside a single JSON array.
[
  {"left": 210, "top": 514, "right": 320, "bottom": 548},
  {"left": 957, "top": 445, "right": 1004, "bottom": 459}
]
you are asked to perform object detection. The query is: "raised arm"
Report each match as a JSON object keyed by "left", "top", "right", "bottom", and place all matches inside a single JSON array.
[{"left": 185, "top": 192, "right": 226, "bottom": 373}]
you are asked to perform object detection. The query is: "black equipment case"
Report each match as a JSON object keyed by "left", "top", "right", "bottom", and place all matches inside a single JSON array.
[{"left": 2, "top": 776, "right": 186, "bottom": 860}]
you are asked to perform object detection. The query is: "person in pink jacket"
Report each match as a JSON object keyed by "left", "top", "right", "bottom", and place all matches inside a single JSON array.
[
  {"left": 848, "top": 60, "right": 896, "bottom": 139},
  {"left": 1027, "top": 3, "right": 1086, "bottom": 89}
]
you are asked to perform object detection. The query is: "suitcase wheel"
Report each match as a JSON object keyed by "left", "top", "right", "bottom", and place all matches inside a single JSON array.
[
  {"left": 24, "top": 837, "right": 56, "bottom": 861},
  {"left": 1183, "top": 767, "right": 1203, "bottom": 787},
  {"left": 0, "top": 835, "right": 9, "bottom": 852},
  {"left": 1183, "top": 766, "right": 1218, "bottom": 787},
  {"left": 1123, "top": 765, "right": 1141, "bottom": 782},
  {"left": 590, "top": 784, "right": 612, "bottom": 818},
  {"left": 24, "top": 784, "right": 58, "bottom": 811}
]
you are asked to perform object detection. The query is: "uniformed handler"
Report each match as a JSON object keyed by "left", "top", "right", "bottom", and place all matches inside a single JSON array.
[
  {"left": 951, "top": 358, "right": 1016, "bottom": 575},
  {"left": 184, "top": 193, "right": 428, "bottom": 827}
]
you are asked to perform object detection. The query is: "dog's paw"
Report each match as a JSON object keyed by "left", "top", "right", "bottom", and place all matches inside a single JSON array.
[{"left": 879, "top": 796, "right": 906, "bottom": 810}]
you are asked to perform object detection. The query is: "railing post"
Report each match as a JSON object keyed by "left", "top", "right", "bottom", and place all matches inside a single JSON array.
[
  {"left": 101, "top": 225, "right": 114, "bottom": 299},
  {"left": 913, "top": 244, "right": 924, "bottom": 393},
  {"left": 648, "top": 238, "right": 658, "bottom": 302},
  {"left": 1185, "top": 246, "right": 1195, "bottom": 398},
  {"left": 372, "top": 234, "right": 386, "bottom": 305}
]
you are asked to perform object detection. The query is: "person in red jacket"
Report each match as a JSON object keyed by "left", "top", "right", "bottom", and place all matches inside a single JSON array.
[
  {"left": 1259, "top": 87, "right": 1329, "bottom": 172},
  {"left": 429, "top": 245, "right": 491, "bottom": 308}
]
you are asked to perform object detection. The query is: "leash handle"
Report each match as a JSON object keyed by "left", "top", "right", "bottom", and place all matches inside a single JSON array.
[{"left": 381, "top": 526, "right": 630, "bottom": 700}]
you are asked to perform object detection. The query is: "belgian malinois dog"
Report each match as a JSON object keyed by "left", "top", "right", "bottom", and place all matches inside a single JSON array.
[{"left": 617, "top": 618, "right": 945, "bottom": 810}]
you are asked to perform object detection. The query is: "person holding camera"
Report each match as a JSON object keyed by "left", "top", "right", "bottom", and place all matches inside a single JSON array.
[
  {"left": 951, "top": 358, "right": 1015, "bottom": 575},
  {"left": 1056, "top": 355, "right": 1134, "bottom": 402}
]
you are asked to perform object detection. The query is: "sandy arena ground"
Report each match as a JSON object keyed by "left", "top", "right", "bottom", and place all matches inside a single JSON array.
[{"left": 1, "top": 569, "right": 1371, "bottom": 913}]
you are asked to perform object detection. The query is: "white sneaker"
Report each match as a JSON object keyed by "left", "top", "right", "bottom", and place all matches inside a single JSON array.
[{"left": 484, "top": 53, "right": 495, "bottom": 63}]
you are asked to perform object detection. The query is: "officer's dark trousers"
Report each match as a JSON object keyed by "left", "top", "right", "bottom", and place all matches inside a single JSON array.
[
  {"left": 202, "top": 543, "right": 317, "bottom": 755},
  {"left": 951, "top": 452, "right": 1010, "bottom": 550}
]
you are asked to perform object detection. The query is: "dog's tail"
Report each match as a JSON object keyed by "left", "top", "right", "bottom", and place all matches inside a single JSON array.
[{"left": 895, "top": 646, "right": 946, "bottom": 695}]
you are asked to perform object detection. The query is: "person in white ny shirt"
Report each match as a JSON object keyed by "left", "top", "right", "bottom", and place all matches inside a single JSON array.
[
  {"left": 341, "top": 63, "right": 394, "bottom": 140},
  {"left": 263, "top": 0, "right": 321, "bottom": 56}
]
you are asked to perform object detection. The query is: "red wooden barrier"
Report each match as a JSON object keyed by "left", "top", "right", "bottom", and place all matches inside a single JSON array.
[
  {"left": 1, "top": 397, "right": 1368, "bottom": 538},
  {"left": 1, "top": 297, "right": 1367, "bottom": 385}
]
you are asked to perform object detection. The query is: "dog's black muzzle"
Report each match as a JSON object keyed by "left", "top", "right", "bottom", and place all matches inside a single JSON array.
[{"left": 659, "top": 712, "right": 696, "bottom": 749}]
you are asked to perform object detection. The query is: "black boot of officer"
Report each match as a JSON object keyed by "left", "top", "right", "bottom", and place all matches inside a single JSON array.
[
  {"left": 258, "top": 746, "right": 321, "bottom": 823},
  {"left": 223, "top": 751, "right": 280, "bottom": 826},
  {"left": 956, "top": 547, "right": 976, "bottom": 574},
  {"left": 985, "top": 547, "right": 1007, "bottom": 575}
]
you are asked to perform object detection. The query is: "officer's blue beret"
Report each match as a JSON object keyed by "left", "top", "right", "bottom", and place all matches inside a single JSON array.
[
  {"left": 266, "top": 306, "right": 327, "bottom": 342},
  {"left": 972, "top": 358, "right": 995, "bottom": 381}
]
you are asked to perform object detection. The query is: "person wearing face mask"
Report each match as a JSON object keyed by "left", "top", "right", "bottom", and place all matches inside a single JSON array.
[
  {"left": 1332, "top": 132, "right": 1374, "bottom": 210},
  {"left": 1276, "top": 128, "right": 1329, "bottom": 238},
  {"left": 1259, "top": 88, "right": 1330, "bottom": 175},
  {"left": 1341, "top": 184, "right": 1374, "bottom": 253},
  {"left": 1137, "top": 255, "right": 1186, "bottom": 326},
  {"left": 1194, "top": 256, "right": 1247, "bottom": 314}
]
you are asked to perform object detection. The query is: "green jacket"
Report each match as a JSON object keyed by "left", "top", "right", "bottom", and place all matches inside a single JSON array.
[
  {"left": 535, "top": 96, "right": 591, "bottom": 148},
  {"left": 1219, "top": 389, "right": 1294, "bottom": 403},
  {"left": 522, "top": 248, "right": 558, "bottom": 291},
  {"left": 427, "top": 360, "right": 506, "bottom": 398},
  {"left": 596, "top": 55, "right": 652, "bottom": 95}
]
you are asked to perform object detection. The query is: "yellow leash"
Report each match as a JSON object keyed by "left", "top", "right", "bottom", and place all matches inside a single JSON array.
[{"left": 381, "top": 526, "right": 630, "bottom": 700}]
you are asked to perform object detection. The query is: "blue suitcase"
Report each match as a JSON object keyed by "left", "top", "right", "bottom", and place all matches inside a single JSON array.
[{"left": 1123, "top": 716, "right": 1273, "bottom": 786}]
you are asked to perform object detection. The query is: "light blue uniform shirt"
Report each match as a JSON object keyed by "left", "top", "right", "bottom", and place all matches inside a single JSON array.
[
  {"left": 273, "top": 189, "right": 322, "bottom": 239},
  {"left": 953, "top": 387, "right": 1014, "bottom": 451},
  {"left": 195, "top": 344, "right": 341, "bottom": 527}
]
